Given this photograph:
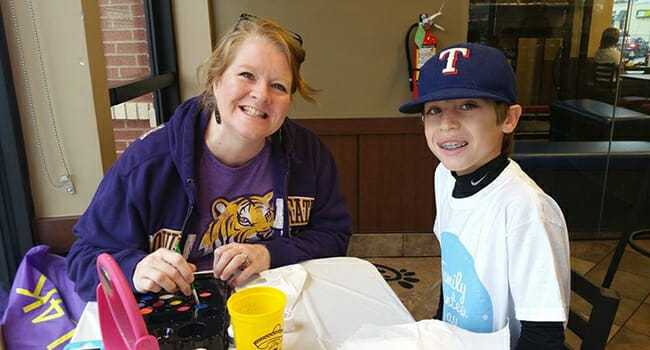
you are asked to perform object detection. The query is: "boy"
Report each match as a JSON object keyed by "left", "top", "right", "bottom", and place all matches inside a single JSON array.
[{"left": 399, "top": 43, "right": 570, "bottom": 349}]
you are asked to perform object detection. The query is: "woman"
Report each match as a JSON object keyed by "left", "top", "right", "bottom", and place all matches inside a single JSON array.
[
  {"left": 66, "top": 14, "right": 351, "bottom": 301},
  {"left": 594, "top": 27, "right": 621, "bottom": 65}
]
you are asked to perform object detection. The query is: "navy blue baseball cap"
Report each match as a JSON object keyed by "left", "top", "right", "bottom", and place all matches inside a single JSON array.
[{"left": 399, "top": 43, "right": 516, "bottom": 114}]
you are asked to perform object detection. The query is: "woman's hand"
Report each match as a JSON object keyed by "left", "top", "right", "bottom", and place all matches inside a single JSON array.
[
  {"left": 133, "top": 248, "right": 196, "bottom": 295},
  {"left": 213, "top": 243, "right": 271, "bottom": 286}
]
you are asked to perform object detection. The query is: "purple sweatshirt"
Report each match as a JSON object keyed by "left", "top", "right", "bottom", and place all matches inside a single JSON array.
[{"left": 66, "top": 96, "right": 351, "bottom": 301}]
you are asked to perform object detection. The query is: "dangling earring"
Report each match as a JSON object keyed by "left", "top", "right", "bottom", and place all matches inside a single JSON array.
[{"left": 205, "top": 95, "right": 220, "bottom": 124}]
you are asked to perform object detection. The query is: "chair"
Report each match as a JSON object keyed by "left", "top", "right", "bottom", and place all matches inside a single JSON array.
[
  {"left": 578, "top": 161, "right": 649, "bottom": 349},
  {"left": 603, "top": 229, "right": 650, "bottom": 288},
  {"left": 0, "top": 324, "right": 5, "bottom": 350},
  {"left": 563, "top": 270, "right": 620, "bottom": 350},
  {"left": 627, "top": 230, "right": 650, "bottom": 257},
  {"left": 589, "top": 62, "right": 618, "bottom": 103},
  {"left": 593, "top": 62, "right": 618, "bottom": 87},
  {"left": 602, "top": 165, "right": 650, "bottom": 288}
]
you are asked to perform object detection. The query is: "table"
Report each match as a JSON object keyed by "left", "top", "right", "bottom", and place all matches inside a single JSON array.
[
  {"left": 549, "top": 99, "right": 650, "bottom": 141},
  {"left": 512, "top": 140, "right": 650, "bottom": 233},
  {"left": 71, "top": 257, "right": 415, "bottom": 349},
  {"left": 621, "top": 73, "right": 650, "bottom": 81},
  {"left": 622, "top": 64, "right": 650, "bottom": 74},
  {"left": 620, "top": 73, "right": 650, "bottom": 101}
]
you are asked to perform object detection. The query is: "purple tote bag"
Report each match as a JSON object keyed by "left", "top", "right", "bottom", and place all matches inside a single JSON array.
[{"left": 1, "top": 245, "right": 86, "bottom": 349}]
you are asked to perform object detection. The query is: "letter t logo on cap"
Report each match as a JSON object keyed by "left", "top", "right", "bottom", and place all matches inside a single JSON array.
[{"left": 439, "top": 48, "right": 470, "bottom": 75}]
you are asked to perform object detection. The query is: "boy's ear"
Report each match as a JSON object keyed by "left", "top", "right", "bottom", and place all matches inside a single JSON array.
[{"left": 501, "top": 104, "right": 522, "bottom": 134}]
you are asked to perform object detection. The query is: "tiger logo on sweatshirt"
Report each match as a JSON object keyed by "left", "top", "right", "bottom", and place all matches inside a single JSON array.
[{"left": 199, "top": 191, "right": 274, "bottom": 250}]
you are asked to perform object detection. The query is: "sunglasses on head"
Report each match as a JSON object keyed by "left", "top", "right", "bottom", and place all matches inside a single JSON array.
[{"left": 238, "top": 13, "right": 304, "bottom": 47}]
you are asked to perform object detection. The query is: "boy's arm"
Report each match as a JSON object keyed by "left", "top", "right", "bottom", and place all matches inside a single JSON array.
[
  {"left": 516, "top": 321, "right": 565, "bottom": 350},
  {"left": 506, "top": 199, "right": 570, "bottom": 322},
  {"left": 506, "top": 194, "right": 570, "bottom": 349}
]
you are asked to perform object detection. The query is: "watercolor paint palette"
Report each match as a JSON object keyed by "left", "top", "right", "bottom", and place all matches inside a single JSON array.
[{"left": 135, "top": 273, "right": 232, "bottom": 350}]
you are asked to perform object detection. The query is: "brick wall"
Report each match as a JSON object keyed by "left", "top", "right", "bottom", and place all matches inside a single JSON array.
[{"left": 99, "top": 0, "right": 153, "bottom": 157}]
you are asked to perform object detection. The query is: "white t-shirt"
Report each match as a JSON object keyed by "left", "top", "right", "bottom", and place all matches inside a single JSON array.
[
  {"left": 594, "top": 47, "right": 621, "bottom": 65},
  {"left": 434, "top": 160, "right": 570, "bottom": 348}
]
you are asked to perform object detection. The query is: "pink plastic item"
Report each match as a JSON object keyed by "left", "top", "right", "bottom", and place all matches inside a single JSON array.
[{"left": 96, "top": 253, "right": 159, "bottom": 350}]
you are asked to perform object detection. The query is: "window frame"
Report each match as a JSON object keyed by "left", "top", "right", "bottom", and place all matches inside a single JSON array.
[
  {"left": 0, "top": 7, "right": 36, "bottom": 290},
  {"left": 108, "top": 0, "right": 180, "bottom": 125}
]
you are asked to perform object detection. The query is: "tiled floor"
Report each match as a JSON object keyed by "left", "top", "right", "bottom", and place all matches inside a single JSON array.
[{"left": 363, "top": 239, "right": 650, "bottom": 349}]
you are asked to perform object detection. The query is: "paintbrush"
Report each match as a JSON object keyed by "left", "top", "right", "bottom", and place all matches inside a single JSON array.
[{"left": 174, "top": 242, "right": 200, "bottom": 305}]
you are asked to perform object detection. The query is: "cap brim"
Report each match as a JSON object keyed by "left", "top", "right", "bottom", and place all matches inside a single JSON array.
[{"left": 398, "top": 88, "right": 514, "bottom": 114}]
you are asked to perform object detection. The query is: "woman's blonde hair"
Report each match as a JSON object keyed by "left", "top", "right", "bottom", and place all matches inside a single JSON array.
[{"left": 198, "top": 14, "right": 317, "bottom": 111}]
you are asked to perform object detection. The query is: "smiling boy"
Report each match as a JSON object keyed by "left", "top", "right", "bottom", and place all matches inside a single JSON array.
[{"left": 399, "top": 43, "right": 570, "bottom": 349}]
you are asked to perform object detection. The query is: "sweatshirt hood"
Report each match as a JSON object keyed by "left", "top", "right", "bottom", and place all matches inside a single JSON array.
[{"left": 166, "top": 96, "right": 206, "bottom": 193}]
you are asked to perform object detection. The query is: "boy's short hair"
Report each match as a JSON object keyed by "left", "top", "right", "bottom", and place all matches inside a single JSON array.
[{"left": 399, "top": 43, "right": 516, "bottom": 114}]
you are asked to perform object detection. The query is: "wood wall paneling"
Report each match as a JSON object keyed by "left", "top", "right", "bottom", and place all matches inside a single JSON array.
[
  {"left": 319, "top": 135, "right": 358, "bottom": 232},
  {"left": 296, "top": 118, "right": 436, "bottom": 234},
  {"left": 35, "top": 216, "right": 78, "bottom": 255},
  {"left": 295, "top": 118, "right": 425, "bottom": 135},
  {"left": 358, "top": 134, "right": 436, "bottom": 232}
]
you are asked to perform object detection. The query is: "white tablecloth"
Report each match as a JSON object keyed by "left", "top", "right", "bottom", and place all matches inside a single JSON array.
[
  {"left": 71, "top": 257, "right": 415, "bottom": 349},
  {"left": 71, "top": 257, "right": 509, "bottom": 349}
]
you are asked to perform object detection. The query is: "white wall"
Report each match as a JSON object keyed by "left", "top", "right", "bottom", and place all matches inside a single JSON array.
[{"left": 0, "top": 0, "right": 112, "bottom": 218}]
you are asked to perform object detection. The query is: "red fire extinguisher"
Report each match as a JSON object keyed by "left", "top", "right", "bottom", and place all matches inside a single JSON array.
[{"left": 405, "top": 6, "right": 445, "bottom": 99}]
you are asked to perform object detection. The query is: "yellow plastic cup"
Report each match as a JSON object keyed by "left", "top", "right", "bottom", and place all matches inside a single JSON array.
[{"left": 227, "top": 286, "right": 287, "bottom": 350}]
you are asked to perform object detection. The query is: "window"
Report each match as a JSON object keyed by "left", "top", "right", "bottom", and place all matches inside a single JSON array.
[
  {"left": 100, "top": 0, "right": 180, "bottom": 157},
  {"left": 636, "top": 9, "right": 650, "bottom": 18}
]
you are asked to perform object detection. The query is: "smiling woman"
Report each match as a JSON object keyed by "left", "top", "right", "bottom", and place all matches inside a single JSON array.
[
  {"left": 65, "top": 14, "right": 351, "bottom": 302},
  {"left": 206, "top": 38, "right": 293, "bottom": 166}
]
